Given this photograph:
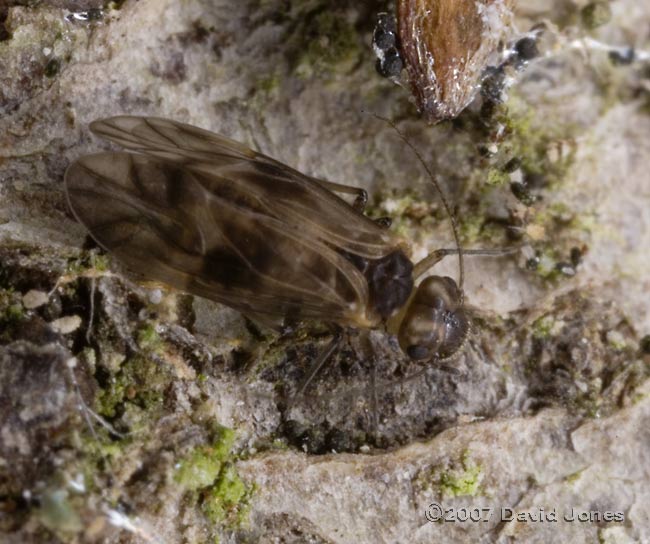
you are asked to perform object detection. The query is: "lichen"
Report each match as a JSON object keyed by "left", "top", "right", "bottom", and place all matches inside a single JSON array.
[
  {"left": 534, "top": 249, "right": 562, "bottom": 280},
  {"left": 451, "top": 93, "right": 579, "bottom": 250},
  {"left": 136, "top": 321, "right": 163, "bottom": 353},
  {"left": 565, "top": 469, "right": 585, "bottom": 484},
  {"left": 496, "top": 97, "right": 576, "bottom": 186},
  {"left": 459, "top": 211, "right": 488, "bottom": 245},
  {"left": 606, "top": 330, "right": 628, "bottom": 351},
  {"left": 256, "top": 70, "right": 282, "bottom": 97},
  {"left": 486, "top": 167, "right": 510, "bottom": 187},
  {"left": 438, "top": 452, "right": 483, "bottom": 498},
  {"left": 532, "top": 315, "right": 557, "bottom": 339},
  {"left": 417, "top": 450, "right": 484, "bottom": 498},
  {"left": 366, "top": 188, "right": 443, "bottom": 244},
  {"left": 2, "top": 0, "right": 649, "bottom": 541},
  {"left": 78, "top": 432, "right": 127, "bottom": 472},
  {"left": 64, "top": 250, "right": 110, "bottom": 277},
  {"left": 0, "top": 288, "right": 26, "bottom": 343},
  {"left": 521, "top": 201, "right": 589, "bottom": 282},
  {"left": 519, "top": 290, "right": 650, "bottom": 419},
  {"left": 581, "top": 1, "right": 612, "bottom": 30},
  {"left": 291, "top": 7, "right": 361, "bottom": 78},
  {"left": 34, "top": 488, "right": 83, "bottom": 535}
]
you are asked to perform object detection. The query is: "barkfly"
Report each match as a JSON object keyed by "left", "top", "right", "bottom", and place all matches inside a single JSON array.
[{"left": 64, "top": 116, "right": 509, "bottom": 404}]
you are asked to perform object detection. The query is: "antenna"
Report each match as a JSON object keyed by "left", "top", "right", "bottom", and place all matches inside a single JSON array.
[{"left": 367, "top": 113, "right": 465, "bottom": 301}]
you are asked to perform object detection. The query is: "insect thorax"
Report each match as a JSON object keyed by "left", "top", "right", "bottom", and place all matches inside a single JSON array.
[{"left": 342, "top": 249, "right": 414, "bottom": 321}]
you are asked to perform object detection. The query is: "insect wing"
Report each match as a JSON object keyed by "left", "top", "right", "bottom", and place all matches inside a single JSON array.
[
  {"left": 88, "top": 116, "right": 400, "bottom": 259},
  {"left": 65, "top": 118, "right": 402, "bottom": 325}
]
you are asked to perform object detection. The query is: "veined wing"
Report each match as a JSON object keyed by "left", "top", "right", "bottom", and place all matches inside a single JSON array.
[
  {"left": 65, "top": 151, "right": 379, "bottom": 326},
  {"left": 87, "top": 116, "right": 405, "bottom": 259}
]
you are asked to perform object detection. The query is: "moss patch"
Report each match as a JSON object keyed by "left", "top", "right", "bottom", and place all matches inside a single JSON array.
[
  {"left": 202, "top": 464, "right": 250, "bottom": 525},
  {"left": 95, "top": 350, "right": 172, "bottom": 425},
  {"left": 175, "top": 426, "right": 253, "bottom": 529},
  {"left": 175, "top": 428, "right": 236, "bottom": 491}
]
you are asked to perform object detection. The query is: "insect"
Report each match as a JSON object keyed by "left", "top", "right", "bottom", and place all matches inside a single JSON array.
[
  {"left": 382, "top": 0, "right": 515, "bottom": 123},
  {"left": 64, "top": 116, "right": 507, "bottom": 395}
]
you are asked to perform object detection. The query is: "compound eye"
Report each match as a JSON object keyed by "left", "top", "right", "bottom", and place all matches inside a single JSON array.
[
  {"left": 432, "top": 296, "right": 445, "bottom": 310},
  {"left": 406, "top": 344, "right": 429, "bottom": 361}
]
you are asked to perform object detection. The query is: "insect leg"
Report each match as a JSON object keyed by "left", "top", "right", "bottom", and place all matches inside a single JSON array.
[
  {"left": 354, "top": 328, "right": 382, "bottom": 442},
  {"left": 287, "top": 327, "right": 344, "bottom": 409},
  {"left": 374, "top": 216, "right": 392, "bottom": 229},
  {"left": 369, "top": 359, "right": 379, "bottom": 440},
  {"left": 311, "top": 178, "right": 368, "bottom": 211},
  {"left": 413, "top": 247, "right": 521, "bottom": 279},
  {"left": 309, "top": 176, "right": 392, "bottom": 226},
  {"left": 309, "top": 177, "right": 392, "bottom": 227}
]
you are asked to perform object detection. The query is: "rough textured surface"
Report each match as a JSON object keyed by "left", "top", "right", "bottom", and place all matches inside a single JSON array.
[{"left": 1, "top": 0, "right": 649, "bottom": 542}]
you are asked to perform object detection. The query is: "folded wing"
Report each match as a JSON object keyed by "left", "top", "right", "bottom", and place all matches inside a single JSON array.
[
  {"left": 65, "top": 117, "right": 404, "bottom": 326},
  {"left": 88, "top": 116, "right": 401, "bottom": 258}
]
